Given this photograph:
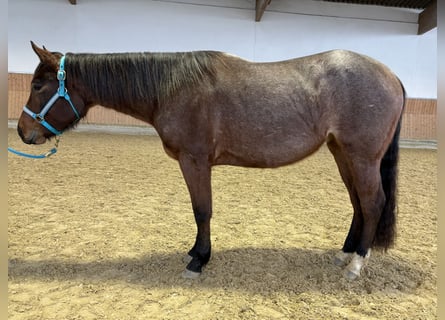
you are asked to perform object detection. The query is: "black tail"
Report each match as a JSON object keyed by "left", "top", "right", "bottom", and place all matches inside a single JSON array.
[{"left": 373, "top": 82, "right": 405, "bottom": 250}]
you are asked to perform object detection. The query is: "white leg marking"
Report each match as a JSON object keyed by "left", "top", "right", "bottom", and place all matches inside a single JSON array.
[
  {"left": 334, "top": 250, "right": 353, "bottom": 267},
  {"left": 344, "top": 249, "right": 371, "bottom": 280}
]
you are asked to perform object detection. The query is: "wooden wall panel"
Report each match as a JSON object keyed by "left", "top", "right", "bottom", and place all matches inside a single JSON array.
[
  {"left": 8, "top": 73, "right": 32, "bottom": 119},
  {"left": 8, "top": 73, "right": 147, "bottom": 127},
  {"left": 401, "top": 98, "right": 436, "bottom": 140},
  {"left": 8, "top": 73, "right": 437, "bottom": 140}
]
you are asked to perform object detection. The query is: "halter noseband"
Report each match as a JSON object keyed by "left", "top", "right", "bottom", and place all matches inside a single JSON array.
[{"left": 23, "top": 55, "right": 80, "bottom": 136}]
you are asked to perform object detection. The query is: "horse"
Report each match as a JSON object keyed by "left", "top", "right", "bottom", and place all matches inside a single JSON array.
[{"left": 17, "top": 42, "right": 405, "bottom": 280}]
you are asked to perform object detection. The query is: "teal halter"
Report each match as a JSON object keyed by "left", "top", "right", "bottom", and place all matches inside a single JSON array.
[
  {"left": 22, "top": 55, "right": 80, "bottom": 136},
  {"left": 8, "top": 55, "right": 80, "bottom": 159}
]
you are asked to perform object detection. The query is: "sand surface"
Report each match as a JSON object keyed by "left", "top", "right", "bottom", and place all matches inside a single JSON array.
[{"left": 8, "top": 129, "right": 437, "bottom": 319}]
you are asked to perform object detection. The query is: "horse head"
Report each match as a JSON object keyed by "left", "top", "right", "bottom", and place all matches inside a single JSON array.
[{"left": 17, "top": 42, "right": 84, "bottom": 145}]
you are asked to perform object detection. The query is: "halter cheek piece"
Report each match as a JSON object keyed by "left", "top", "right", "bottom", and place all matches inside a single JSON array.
[{"left": 23, "top": 55, "right": 80, "bottom": 136}]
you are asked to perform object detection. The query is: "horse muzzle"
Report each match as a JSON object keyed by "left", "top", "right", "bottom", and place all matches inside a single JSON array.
[{"left": 17, "top": 125, "right": 47, "bottom": 145}]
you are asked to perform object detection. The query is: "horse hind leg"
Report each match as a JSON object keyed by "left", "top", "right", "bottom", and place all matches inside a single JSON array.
[
  {"left": 327, "top": 139, "right": 363, "bottom": 268},
  {"left": 344, "top": 159, "right": 385, "bottom": 280}
]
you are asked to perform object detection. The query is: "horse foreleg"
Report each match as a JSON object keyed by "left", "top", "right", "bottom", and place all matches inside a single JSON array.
[{"left": 178, "top": 153, "right": 212, "bottom": 279}]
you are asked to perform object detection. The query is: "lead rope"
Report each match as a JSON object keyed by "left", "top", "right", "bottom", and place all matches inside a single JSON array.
[{"left": 8, "top": 136, "right": 60, "bottom": 159}]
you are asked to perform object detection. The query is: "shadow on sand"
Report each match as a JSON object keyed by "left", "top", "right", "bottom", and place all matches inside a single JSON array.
[{"left": 9, "top": 247, "right": 427, "bottom": 295}]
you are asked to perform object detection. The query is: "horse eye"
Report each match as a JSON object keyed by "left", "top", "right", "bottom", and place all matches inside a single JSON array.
[{"left": 32, "top": 83, "right": 43, "bottom": 91}]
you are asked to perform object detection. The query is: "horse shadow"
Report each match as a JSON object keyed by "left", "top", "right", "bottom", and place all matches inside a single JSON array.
[{"left": 8, "top": 247, "right": 428, "bottom": 295}]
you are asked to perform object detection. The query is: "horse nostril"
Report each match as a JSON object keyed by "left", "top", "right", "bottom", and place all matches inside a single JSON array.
[{"left": 17, "top": 126, "right": 37, "bottom": 144}]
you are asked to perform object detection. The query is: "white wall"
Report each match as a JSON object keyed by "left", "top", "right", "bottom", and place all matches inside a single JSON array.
[{"left": 8, "top": 0, "right": 437, "bottom": 98}]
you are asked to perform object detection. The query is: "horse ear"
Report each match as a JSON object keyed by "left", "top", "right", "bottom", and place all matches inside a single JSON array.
[
  {"left": 31, "top": 41, "right": 59, "bottom": 68},
  {"left": 31, "top": 41, "right": 48, "bottom": 61}
]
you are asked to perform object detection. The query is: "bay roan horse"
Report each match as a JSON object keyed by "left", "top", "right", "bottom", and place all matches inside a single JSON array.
[{"left": 18, "top": 42, "right": 404, "bottom": 280}]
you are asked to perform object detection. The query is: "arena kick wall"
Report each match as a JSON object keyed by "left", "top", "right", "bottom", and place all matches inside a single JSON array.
[
  {"left": 8, "top": 73, "right": 436, "bottom": 141},
  {"left": 8, "top": 0, "right": 436, "bottom": 140}
]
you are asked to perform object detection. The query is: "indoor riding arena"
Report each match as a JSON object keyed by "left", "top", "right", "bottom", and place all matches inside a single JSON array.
[{"left": 8, "top": 1, "right": 437, "bottom": 319}]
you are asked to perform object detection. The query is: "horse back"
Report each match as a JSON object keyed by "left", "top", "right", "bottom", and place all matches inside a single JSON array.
[{"left": 156, "top": 50, "right": 404, "bottom": 167}]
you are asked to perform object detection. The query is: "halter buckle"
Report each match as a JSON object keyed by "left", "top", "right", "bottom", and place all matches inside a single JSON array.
[
  {"left": 35, "top": 114, "right": 44, "bottom": 122},
  {"left": 57, "top": 70, "right": 66, "bottom": 81}
]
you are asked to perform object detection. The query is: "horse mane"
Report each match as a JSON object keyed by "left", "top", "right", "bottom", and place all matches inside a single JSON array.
[{"left": 65, "top": 51, "right": 224, "bottom": 106}]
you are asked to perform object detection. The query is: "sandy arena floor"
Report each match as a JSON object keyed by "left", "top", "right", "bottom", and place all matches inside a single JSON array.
[{"left": 8, "top": 128, "right": 437, "bottom": 319}]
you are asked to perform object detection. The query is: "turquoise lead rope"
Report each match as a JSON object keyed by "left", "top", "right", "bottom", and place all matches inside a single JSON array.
[
  {"left": 8, "top": 136, "right": 60, "bottom": 159},
  {"left": 7, "top": 147, "right": 58, "bottom": 159}
]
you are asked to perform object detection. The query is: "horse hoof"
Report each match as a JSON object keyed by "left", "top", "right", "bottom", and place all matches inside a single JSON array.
[
  {"left": 182, "top": 254, "right": 193, "bottom": 264},
  {"left": 334, "top": 256, "right": 346, "bottom": 267},
  {"left": 344, "top": 269, "right": 360, "bottom": 281},
  {"left": 182, "top": 269, "right": 201, "bottom": 279}
]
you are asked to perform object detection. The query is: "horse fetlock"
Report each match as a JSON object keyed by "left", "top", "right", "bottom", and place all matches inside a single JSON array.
[
  {"left": 334, "top": 250, "right": 353, "bottom": 267},
  {"left": 343, "top": 250, "right": 371, "bottom": 280},
  {"left": 183, "top": 254, "right": 193, "bottom": 264},
  {"left": 182, "top": 256, "right": 206, "bottom": 279},
  {"left": 183, "top": 245, "right": 210, "bottom": 273},
  {"left": 186, "top": 255, "right": 208, "bottom": 272}
]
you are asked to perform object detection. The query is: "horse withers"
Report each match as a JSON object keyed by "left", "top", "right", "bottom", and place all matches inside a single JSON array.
[{"left": 17, "top": 42, "right": 405, "bottom": 280}]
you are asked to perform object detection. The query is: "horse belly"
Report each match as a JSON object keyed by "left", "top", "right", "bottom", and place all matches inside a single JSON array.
[{"left": 214, "top": 120, "right": 325, "bottom": 168}]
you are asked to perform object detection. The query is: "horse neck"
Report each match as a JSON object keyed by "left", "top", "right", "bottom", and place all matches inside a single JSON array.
[
  {"left": 67, "top": 52, "right": 159, "bottom": 124},
  {"left": 66, "top": 51, "right": 222, "bottom": 125}
]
